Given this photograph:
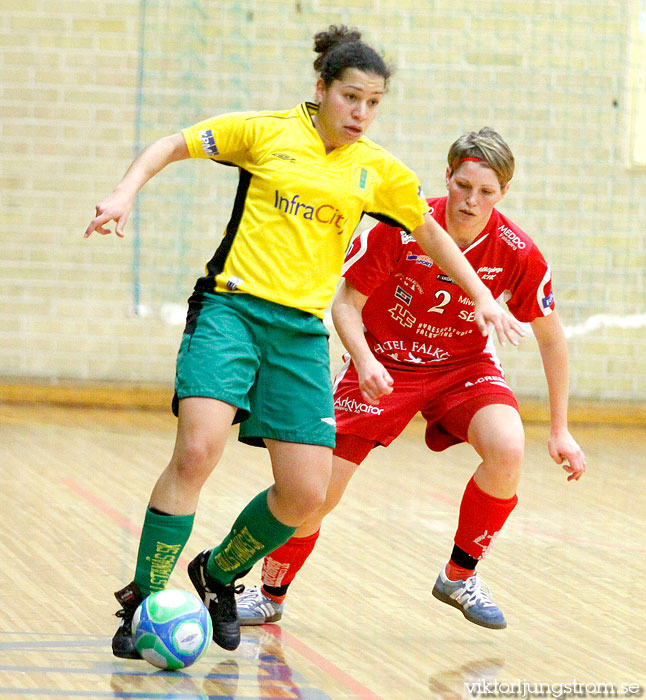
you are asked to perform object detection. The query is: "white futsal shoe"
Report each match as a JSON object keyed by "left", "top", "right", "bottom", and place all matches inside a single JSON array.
[
  {"left": 432, "top": 564, "right": 507, "bottom": 629},
  {"left": 237, "top": 585, "right": 284, "bottom": 625}
]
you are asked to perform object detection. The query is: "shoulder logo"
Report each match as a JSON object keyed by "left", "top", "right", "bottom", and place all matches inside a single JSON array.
[
  {"left": 498, "top": 223, "right": 526, "bottom": 250},
  {"left": 271, "top": 152, "right": 296, "bottom": 162},
  {"left": 198, "top": 129, "right": 219, "bottom": 156}
]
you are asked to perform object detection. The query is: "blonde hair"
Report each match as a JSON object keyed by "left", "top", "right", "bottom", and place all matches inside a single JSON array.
[{"left": 447, "top": 127, "right": 515, "bottom": 189}]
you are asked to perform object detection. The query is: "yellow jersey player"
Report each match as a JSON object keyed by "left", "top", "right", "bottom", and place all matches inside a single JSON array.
[{"left": 85, "top": 26, "right": 524, "bottom": 656}]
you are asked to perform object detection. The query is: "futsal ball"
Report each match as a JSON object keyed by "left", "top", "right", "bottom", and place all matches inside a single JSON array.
[{"left": 132, "top": 589, "right": 212, "bottom": 670}]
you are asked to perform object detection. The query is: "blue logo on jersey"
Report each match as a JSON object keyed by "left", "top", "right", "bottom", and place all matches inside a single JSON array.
[
  {"left": 542, "top": 291, "right": 554, "bottom": 309},
  {"left": 406, "top": 253, "right": 433, "bottom": 268},
  {"left": 199, "top": 129, "right": 219, "bottom": 156},
  {"left": 395, "top": 285, "right": 412, "bottom": 305}
]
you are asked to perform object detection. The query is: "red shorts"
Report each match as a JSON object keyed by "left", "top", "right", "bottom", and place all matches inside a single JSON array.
[{"left": 332, "top": 356, "right": 519, "bottom": 465}]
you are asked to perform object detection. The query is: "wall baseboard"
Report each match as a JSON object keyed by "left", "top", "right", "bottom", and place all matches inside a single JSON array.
[{"left": 0, "top": 381, "right": 644, "bottom": 425}]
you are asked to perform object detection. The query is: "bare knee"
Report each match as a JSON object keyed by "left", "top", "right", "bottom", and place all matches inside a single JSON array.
[
  {"left": 317, "top": 488, "right": 344, "bottom": 518},
  {"left": 287, "top": 482, "right": 328, "bottom": 520},
  {"left": 477, "top": 439, "right": 524, "bottom": 495},
  {"left": 170, "top": 439, "right": 220, "bottom": 488},
  {"left": 491, "top": 439, "right": 524, "bottom": 470},
  {"left": 267, "top": 478, "right": 329, "bottom": 528}
]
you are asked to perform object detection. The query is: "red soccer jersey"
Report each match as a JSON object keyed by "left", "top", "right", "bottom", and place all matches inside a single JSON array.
[{"left": 342, "top": 197, "right": 554, "bottom": 368}]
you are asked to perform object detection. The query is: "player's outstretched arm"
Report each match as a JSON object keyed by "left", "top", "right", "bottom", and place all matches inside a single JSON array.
[
  {"left": 411, "top": 213, "right": 525, "bottom": 346},
  {"left": 331, "top": 279, "right": 393, "bottom": 405},
  {"left": 531, "top": 311, "right": 587, "bottom": 481},
  {"left": 84, "top": 133, "right": 189, "bottom": 239}
]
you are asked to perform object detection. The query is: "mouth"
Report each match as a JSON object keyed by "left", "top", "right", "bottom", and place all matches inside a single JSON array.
[
  {"left": 459, "top": 208, "right": 476, "bottom": 217},
  {"left": 344, "top": 125, "right": 363, "bottom": 138}
]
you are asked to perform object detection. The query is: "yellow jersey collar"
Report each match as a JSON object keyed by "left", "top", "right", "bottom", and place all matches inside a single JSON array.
[{"left": 299, "top": 101, "right": 360, "bottom": 156}]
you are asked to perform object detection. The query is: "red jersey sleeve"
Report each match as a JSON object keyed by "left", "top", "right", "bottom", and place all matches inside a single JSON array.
[
  {"left": 504, "top": 241, "right": 555, "bottom": 322},
  {"left": 342, "top": 222, "right": 403, "bottom": 297}
]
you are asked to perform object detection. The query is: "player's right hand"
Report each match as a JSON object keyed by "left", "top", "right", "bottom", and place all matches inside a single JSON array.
[
  {"left": 84, "top": 190, "right": 133, "bottom": 239},
  {"left": 474, "top": 294, "right": 525, "bottom": 347},
  {"left": 356, "top": 355, "right": 394, "bottom": 405}
]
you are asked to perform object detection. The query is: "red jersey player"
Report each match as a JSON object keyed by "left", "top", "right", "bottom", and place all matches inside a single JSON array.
[{"left": 237, "top": 127, "right": 587, "bottom": 630}]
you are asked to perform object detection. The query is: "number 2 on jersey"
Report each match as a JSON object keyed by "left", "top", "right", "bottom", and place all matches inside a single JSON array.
[{"left": 427, "top": 290, "right": 451, "bottom": 314}]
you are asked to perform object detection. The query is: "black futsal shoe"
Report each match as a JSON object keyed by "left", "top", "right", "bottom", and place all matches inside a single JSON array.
[
  {"left": 112, "top": 581, "right": 144, "bottom": 659},
  {"left": 188, "top": 549, "right": 246, "bottom": 651}
]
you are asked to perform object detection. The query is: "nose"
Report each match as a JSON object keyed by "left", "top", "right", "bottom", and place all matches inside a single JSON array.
[{"left": 352, "top": 101, "right": 368, "bottom": 121}]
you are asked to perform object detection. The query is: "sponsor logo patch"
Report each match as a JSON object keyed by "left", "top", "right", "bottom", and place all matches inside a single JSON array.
[
  {"left": 477, "top": 266, "right": 503, "bottom": 280},
  {"left": 395, "top": 286, "right": 412, "bottom": 305},
  {"left": 542, "top": 291, "right": 554, "bottom": 309},
  {"left": 407, "top": 253, "right": 433, "bottom": 268},
  {"left": 498, "top": 224, "right": 526, "bottom": 250},
  {"left": 334, "top": 397, "right": 384, "bottom": 415},
  {"left": 198, "top": 129, "right": 219, "bottom": 156},
  {"left": 274, "top": 190, "right": 347, "bottom": 234},
  {"left": 465, "top": 376, "right": 509, "bottom": 389},
  {"left": 272, "top": 152, "right": 296, "bottom": 162}
]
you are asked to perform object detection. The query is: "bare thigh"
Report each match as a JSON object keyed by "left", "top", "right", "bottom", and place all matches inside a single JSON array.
[{"left": 149, "top": 397, "right": 237, "bottom": 514}]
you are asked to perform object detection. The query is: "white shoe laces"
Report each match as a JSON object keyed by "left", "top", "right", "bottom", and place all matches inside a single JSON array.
[
  {"left": 455, "top": 575, "right": 497, "bottom": 610},
  {"left": 237, "top": 585, "right": 265, "bottom": 609}
]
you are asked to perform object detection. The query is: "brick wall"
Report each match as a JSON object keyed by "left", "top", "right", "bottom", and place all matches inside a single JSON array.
[{"left": 1, "top": 0, "right": 645, "bottom": 401}]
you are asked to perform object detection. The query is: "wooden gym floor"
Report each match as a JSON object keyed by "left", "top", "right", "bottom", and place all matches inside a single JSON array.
[{"left": 0, "top": 401, "right": 644, "bottom": 699}]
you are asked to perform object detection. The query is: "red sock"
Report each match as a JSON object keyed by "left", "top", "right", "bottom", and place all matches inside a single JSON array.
[
  {"left": 453, "top": 476, "right": 518, "bottom": 562},
  {"left": 261, "top": 530, "right": 320, "bottom": 602},
  {"left": 445, "top": 560, "right": 474, "bottom": 581}
]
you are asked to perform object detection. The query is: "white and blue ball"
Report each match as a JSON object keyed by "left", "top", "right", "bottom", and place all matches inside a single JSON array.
[{"left": 132, "top": 589, "right": 212, "bottom": 670}]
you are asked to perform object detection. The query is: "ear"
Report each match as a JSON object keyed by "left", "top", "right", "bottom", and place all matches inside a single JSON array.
[
  {"left": 315, "top": 78, "right": 326, "bottom": 104},
  {"left": 499, "top": 182, "right": 511, "bottom": 200},
  {"left": 445, "top": 166, "right": 452, "bottom": 189}
]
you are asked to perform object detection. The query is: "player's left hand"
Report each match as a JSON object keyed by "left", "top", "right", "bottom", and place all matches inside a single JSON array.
[
  {"left": 548, "top": 428, "right": 587, "bottom": 481},
  {"left": 474, "top": 295, "right": 525, "bottom": 346}
]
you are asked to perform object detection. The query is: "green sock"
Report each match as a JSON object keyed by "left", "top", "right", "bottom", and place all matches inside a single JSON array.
[
  {"left": 207, "top": 489, "right": 296, "bottom": 585},
  {"left": 134, "top": 508, "right": 195, "bottom": 597}
]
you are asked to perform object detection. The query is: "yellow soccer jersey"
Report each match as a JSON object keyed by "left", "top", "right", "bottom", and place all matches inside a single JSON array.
[{"left": 182, "top": 102, "right": 428, "bottom": 318}]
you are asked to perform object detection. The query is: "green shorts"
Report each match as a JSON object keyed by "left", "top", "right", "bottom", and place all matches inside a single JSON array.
[{"left": 173, "top": 291, "right": 336, "bottom": 448}]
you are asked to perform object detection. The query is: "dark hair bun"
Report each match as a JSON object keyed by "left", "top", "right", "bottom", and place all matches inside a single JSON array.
[{"left": 313, "top": 25, "right": 362, "bottom": 72}]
